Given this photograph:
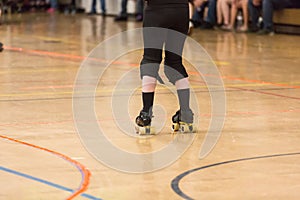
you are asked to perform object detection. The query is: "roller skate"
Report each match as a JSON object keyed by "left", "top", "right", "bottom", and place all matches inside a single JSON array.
[
  {"left": 135, "top": 111, "right": 155, "bottom": 135},
  {"left": 172, "top": 109, "right": 195, "bottom": 133}
]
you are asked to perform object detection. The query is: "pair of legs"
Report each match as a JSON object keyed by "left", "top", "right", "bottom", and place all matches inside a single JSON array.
[
  {"left": 139, "top": 3, "right": 193, "bottom": 125},
  {"left": 90, "top": 0, "right": 106, "bottom": 14},
  {"left": 218, "top": 0, "right": 248, "bottom": 31},
  {"left": 205, "top": 0, "right": 218, "bottom": 25},
  {"left": 230, "top": 0, "right": 248, "bottom": 31},
  {"left": 248, "top": 0, "right": 290, "bottom": 31},
  {"left": 191, "top": 0, "right": 217, "bottom": 29},
  {"left": 115, "top": 0, "right": 144, "bottom": 21}
]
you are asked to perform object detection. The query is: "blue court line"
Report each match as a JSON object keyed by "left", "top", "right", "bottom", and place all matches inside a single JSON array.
[
  {"left": 171, "top": 152, "right": 300, "bottom": 200},
  {"left": 0, "top": 166, "right": 102, "bottom": 200}
]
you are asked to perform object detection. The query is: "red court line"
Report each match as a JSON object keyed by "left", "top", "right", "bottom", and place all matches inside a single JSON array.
[
  {"left": 189, "top": 78, "right": 300, "bottom": 101},
  {"left": 222, "top": 75, "right": 300, "bottom": 89},
  {"left": 0, "top": 134, "right": 91, "bottom": 200},
  {"left": 4, "top": 45, "right": 299, "bottom": 92},
  {"left": 188, "top": 72, "right": 300, "bottom": 89},
  {"left": 229, "top": 86, "right": 300, "bottom": 100},
  {"left": 4, "top": 46, "right": 139, "bottom": 67}
]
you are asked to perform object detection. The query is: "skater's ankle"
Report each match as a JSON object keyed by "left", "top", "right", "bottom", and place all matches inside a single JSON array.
[{"left": 180, "top": 109, "right": 194, "bottom": 124}]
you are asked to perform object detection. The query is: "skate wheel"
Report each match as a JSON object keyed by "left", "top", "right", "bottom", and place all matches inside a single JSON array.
[
  {"left": 179, "top": 123, "right": 195, "bottom": 133},
  {"left": 135, "top": 125, "right": 140, "bottom": 134},
  {"left": 172, "top": 123, "right": 180, "bottom": 132},
  {"left": 145, "top": 127, "right": 151, "bottom": 134},
  {"left": 135, "top": 125, "right": 155, "bottom": 135}
]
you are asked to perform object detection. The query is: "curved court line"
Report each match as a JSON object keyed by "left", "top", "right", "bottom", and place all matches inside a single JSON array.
[
  {"left": 0, "top": 134, "right": 91, "bottom": 200},
  {"left": 0, "top": 166, "right": 101, "bottom": 200},
  {"left": 171, "top": 152, "right": 300, "bottom": 200}
]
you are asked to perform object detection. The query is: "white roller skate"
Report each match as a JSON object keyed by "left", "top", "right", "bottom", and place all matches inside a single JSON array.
[
  {"left": 135, "top": 111, "right": 156, "bottom": 135},
  {"left": 172, "top": 110, "right": 196, "bottom": 133}
]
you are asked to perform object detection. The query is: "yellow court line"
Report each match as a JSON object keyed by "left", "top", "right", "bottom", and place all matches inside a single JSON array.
[{"left": 213, "top": 61, "right": 230, "bottom": 66}]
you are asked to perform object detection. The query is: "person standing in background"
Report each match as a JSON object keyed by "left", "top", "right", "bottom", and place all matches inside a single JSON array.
[
  {"left": 115, "top": 0, "right": 128, "bottom": 21},
  {"left": 88, "top": 0, "right": 106, "bottom": 16},
  {"left": 47, "top": 0, "right": 57, "bottom": 13},
  {"left": 115, "top": 0, "right": 144, "bottom": 22}
]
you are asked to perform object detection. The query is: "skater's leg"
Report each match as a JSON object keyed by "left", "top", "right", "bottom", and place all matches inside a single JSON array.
[
  {"left": 172, "top": 79, "right": 195, "bottom": 132},
  {"left": 175, "top": 78, "right": 191, "bottom": 115},
  {"left": 163, "top": 5, "right": 194, "bottom": 126},
  {"left": 142, "top": 76, "right": 156, "bottom": 114},
  {"left": 142, "top": 76, "right": 156, "bottom": 92},
  {"left": 139, "top": 5, "right": 167, "bottom": 114},
  {"left": 175, "top": 78, "right": 191, "bottom": 112},
  {"left": 175, "top": 78, "right": 193, "bottom": 123}
]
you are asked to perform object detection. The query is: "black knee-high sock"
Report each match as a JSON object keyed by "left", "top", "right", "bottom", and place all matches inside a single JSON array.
[
  {"left": 177, "top": 88, "right": 190, "bottom": 111},
  {"left": 142, "top": 92, "right": 154, "bottom": 114}
]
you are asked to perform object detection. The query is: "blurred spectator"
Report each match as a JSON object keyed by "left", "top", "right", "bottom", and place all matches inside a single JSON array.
[
  {"left": 136, "top": 0, "right": 144, "bottom": 22},
  {"left": 47, "top": 0, "right": 57, "bottom": 13},
  {"left": 115, "top": 0, "right": 128, "bottom": 21},
  {"left": 202, "top": 0, "right": 218, "bottom": 29},
  {"left": 64, "top": 0, "right": 77, "bottom": 14},
  {"left": 218, "top": 0, "right": 248, "bottom": 32},
  {"left": 248, "top": 0, "right": 292, "bottom": 35},
  {"left": 217, "top": 0, "right": 230, "bottom": 28},
  {"left": 88, "top": 0, "right": 106, "bottom": 16},
  {"left": 191, "top": 0, "right": 218, "bottom": 29},
  {"left": 188, "top": 0, "right": 195, "bottom": 34},
  {"left": 115, "top": 0, "right": 144, "bottom": 22},
  {"left": 233, "top": 0, "right": 248, "bottom": 32}
]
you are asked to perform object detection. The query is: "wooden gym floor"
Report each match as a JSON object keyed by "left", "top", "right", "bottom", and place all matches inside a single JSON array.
[{"left": 0, "top": 13, "right": 300, "bottom": 200}]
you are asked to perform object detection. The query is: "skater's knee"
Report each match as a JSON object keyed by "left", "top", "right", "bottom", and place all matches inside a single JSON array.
[
  {"left": 142, "top": 76, "right": 157, "bottom": 92},
  {"left": 175, "top": 77, "right": 189, "bottom": 90},
  {"left": 140, "top": 57, "right": 161, "bottom": 80},
  {"left": 164, "top": 63, "right": 188, "bottom": 85}
]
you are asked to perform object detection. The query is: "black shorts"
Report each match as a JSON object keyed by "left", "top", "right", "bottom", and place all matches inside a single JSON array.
[{"left": 140, "top": 2, "right": 189, "bottom": 84}]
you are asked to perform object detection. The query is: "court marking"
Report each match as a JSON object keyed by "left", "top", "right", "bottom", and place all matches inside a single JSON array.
[
  {"left": 0, "top": 107, "right": 299, "bottom": 128},
  {"left": 2, "top": 45, "right": 300, "bottom": 92},
  {"left": 0, "top": 166, "right": 101, "bottom": 200},
  {"left": 3, "top": 45, "right": 139, "bottom": 67},
  {"left": 171, "top": 152, "right": 300, "bottom": 200},
  {"left": 229, "top": 86, "right": 300, "bottom": 100},
  {"left": 0, "top": 134, "right": 92, "bottom": 200},
  {"left": 0, "top": 82, "right": 298, "bottom": 99}
]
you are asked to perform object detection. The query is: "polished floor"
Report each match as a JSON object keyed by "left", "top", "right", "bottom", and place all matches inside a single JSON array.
[{"left": 0, "top": 13, "right": 300, "bottom": 200}]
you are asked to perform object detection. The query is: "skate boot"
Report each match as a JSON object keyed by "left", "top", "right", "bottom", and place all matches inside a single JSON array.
[
  {"left": 172, "top": 109, "right": 195, "bottom": 133},
  {"left": 135, "top": 111, "right": 155, "bottom": 135}
]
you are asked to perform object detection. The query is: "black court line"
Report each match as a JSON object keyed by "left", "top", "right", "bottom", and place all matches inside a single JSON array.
[
  {"left": 171, "top": 152, "right": 300, "bottom": 200},
  {"left": 0, "top": 87, "right": 296, "bottom": 102}
]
